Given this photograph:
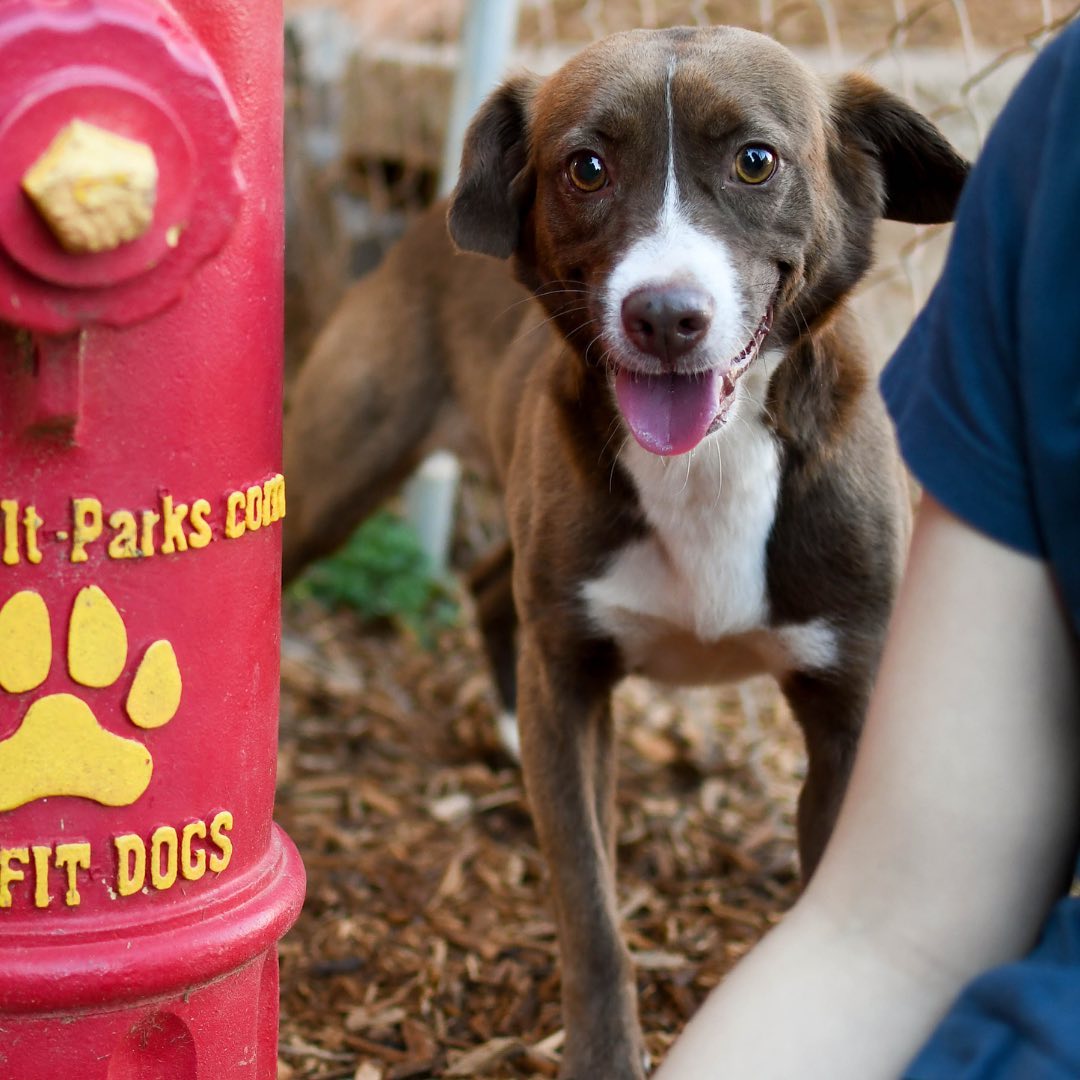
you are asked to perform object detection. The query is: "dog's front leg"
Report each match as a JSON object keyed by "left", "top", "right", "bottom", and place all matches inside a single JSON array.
[
  {"left": 516, "top": 628, "right": 645, "bottom": 1080},
  {"left": 784, "top": 670, "right": 872, "bottom": 879},
  {"left": 466, "top": 541, "right": 517, "bottom": 715}
]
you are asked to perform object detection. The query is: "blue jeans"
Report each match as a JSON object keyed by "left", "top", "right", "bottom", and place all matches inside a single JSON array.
[{"left": 906, "top": 895, "right": 1080, "bottom": 1079}]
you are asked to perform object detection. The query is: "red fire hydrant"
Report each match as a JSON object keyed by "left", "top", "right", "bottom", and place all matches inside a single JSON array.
[{"left": 0, "top": 2, "right": 305, "bottom": 1077}]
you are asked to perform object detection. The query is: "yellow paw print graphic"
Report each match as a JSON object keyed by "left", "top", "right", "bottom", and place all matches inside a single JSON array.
[{"left": 0, "top": 586, "right": 181, "bottom": 812}]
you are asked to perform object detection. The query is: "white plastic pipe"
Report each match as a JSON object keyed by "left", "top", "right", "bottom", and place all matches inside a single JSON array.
[
  {"left": 409, "top": 0, "right": 521, "bottom": 579},
  {"left": 439, "top": 0, "right": 522, "bottom": 195},
  {"left": 403, "top": 451, "right": 462, "bottom": 578}
]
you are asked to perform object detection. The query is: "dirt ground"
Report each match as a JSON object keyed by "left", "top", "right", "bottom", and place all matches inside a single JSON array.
[{"left": 275, "top": 588, "right": 805, "bottom": 1079}]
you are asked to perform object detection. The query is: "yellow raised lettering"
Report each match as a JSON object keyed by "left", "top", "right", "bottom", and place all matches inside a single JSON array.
[
  {"left": 160, "top": 496, "right": 189, "bottom": 555},
  {"left": 139, "top": 509, "right": 159, "bottom": 557},
  {"left": 1, "top": 500, "right": 19, "bottom": 565},
  {"left": 244, "top": 486, "right": 262, "bottom": 532},
  {"left": 150, "top": 826, "right": 178, "bottom": 890},
  {"left": 271, "top": 474, "right": 287, "bottom": 522},
  {"left": 187, "top": 499, "right": 213, "bottom": 549},
  {"left": 55, "top": 842, "right": 91, "bottom": 906},
  {"left": 71, "top": 498, "right": 103, "bottom": 563},
  {"left": 260, "top": 479, "right": 274, "bottom": 527},
  {"left": 180, "top": 820, "right": 207, "bottom": 881},
  {"left": 208, "top": 810, "right": 233, "bottom": 873},
  {"left": 114, "top": 833, "right": 146, "bottom": 896},
  {"left": 107, "top": 510, "right": 138, "bottom": 559},
  {"left": 31, "top": 845, "right": 51, "bottom": 908},
  {"left": 23, "top": 506, "right": 42, "bottom": 565},
  {"left": 225, "top": 491, "right": 245, "bottom": 539},
  {"left": 0, "top": 848, "right": 29, "bottom": 907}
]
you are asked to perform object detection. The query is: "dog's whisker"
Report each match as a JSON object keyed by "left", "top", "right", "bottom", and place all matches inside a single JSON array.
[
  {"left": 493, "top": 284, "right": 592, "bottom": 324},
  {"left": 787, "top": 293, "right": 814, "bottom": 343},
  {"left": 594, "top": 344, "right": 622, "bottom": 374},
  {"left": 745, "top": 350, "right": 778, "bottom": 426},
  {"left": 578, "top": 324, "right": 613, "bottom": 362},
  {"left": 712, "top": 438, "right": 725, "bottom": 506},
  {"left": 500, "top": 287, "right": 582, "bottom": 311},
  {"left": 608, "top": 434, "right": 631, "bottom": 493},
  {"left": 510, "top": 305, "right": 595, "bottom": 348},
  {"left": 680, "top": 449, "right": 694, "bottom": 495},
  {"left": 598, "top": 414, "right": 625, "bottom": 467}
]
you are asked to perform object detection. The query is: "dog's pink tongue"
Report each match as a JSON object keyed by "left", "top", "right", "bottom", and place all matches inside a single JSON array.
[{"left": 614, "top": 368, "right": 721, "bottom": 456}]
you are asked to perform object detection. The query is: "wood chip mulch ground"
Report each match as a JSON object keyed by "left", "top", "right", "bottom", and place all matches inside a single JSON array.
[{"left": 275, "top": 586, "right": 806, "bottom": 1079}]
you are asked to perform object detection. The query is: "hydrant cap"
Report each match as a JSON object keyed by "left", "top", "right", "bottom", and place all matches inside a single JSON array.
[
  {"left": 22, "top": 119, "right": 159, "bottom": 255},
  {"left": 0, "top": 0, "right": 243, "bottom": 332}
]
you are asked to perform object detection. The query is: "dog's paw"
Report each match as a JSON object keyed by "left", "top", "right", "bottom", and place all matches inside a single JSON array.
[
  {"left": 495, "top": 709, "right": 521, "bottom": 761},
  {"left": 0, "top": 585, "right": 181, "bottom": 810}
]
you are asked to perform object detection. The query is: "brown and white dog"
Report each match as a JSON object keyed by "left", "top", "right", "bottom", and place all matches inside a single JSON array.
[{"left": 283, "top": 26, "right": 967, "bottom": 1079}]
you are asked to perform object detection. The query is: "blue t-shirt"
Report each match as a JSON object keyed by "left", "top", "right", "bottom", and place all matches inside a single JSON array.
[{"left": 880, "top": 19, "right": 1080, "bottom": 1078}]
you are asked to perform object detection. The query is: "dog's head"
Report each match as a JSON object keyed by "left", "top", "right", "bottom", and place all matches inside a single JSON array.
[{"left": 448, "top": 26, "right": 967, "bottom": 456}]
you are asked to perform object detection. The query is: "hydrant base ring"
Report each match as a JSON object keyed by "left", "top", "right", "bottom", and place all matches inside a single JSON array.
[{"left": 0, "top": 823, "right": 304, "bottom": 1014}]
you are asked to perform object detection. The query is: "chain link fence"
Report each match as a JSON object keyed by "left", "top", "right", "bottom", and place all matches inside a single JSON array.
[{"left": 285, "top": 0, "right": 1079, "bottom": 374}]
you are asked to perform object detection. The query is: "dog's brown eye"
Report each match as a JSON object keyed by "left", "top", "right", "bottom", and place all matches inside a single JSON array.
[
  {"left": 734, "top": 145, "right": 777, "bottom": 185},
  {"left": 567, "top": 151, "right": 608, "bottom": 192}
]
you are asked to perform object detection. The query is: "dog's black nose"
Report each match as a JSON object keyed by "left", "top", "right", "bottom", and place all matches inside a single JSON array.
[{"left": 621, "top": 285, "right": 713, "bottom": 364}]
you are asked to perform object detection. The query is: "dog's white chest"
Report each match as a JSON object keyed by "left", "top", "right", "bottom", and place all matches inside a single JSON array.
[{"left": 582, "top": 396, "right": 839, "bottom": 684}]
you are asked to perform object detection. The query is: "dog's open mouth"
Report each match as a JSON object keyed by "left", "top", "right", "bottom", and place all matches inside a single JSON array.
[{"left": 614, "top": 308, "right": 773, "bottom": 456}]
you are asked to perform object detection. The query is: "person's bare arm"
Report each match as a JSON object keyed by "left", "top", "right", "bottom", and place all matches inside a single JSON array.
[{"left": 657, "top": 494, "right": 1080, "bottom": 1080}]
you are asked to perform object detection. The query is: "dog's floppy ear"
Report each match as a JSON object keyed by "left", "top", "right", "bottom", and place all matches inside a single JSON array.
[
  {"left": 832, "top": 73, "right": 969, "bottom": 224},
  {"left": 447, "top": 73, "right": 541, "bottom": 258}
]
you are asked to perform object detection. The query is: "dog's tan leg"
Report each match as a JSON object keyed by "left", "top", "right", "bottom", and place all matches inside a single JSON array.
[
  {"left": 466, "top": 541, "right": 517, "bottom": 713},
  {"left": 466, "top": 542, "right": 524, "bottom": 758},
  {"left": 281, "top": 278, "right": 450, "bottom": 583},
  {"left": 516, "top": 630, "right": 645, "bottom": 1080},
  {"left": 784, "top": 672, "right": 870, "bottom": 879}
]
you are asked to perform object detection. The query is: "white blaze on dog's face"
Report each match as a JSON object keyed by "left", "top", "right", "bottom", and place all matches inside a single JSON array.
[{"left": 600, "top": 57, "right": 779, "bottom": 456}]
